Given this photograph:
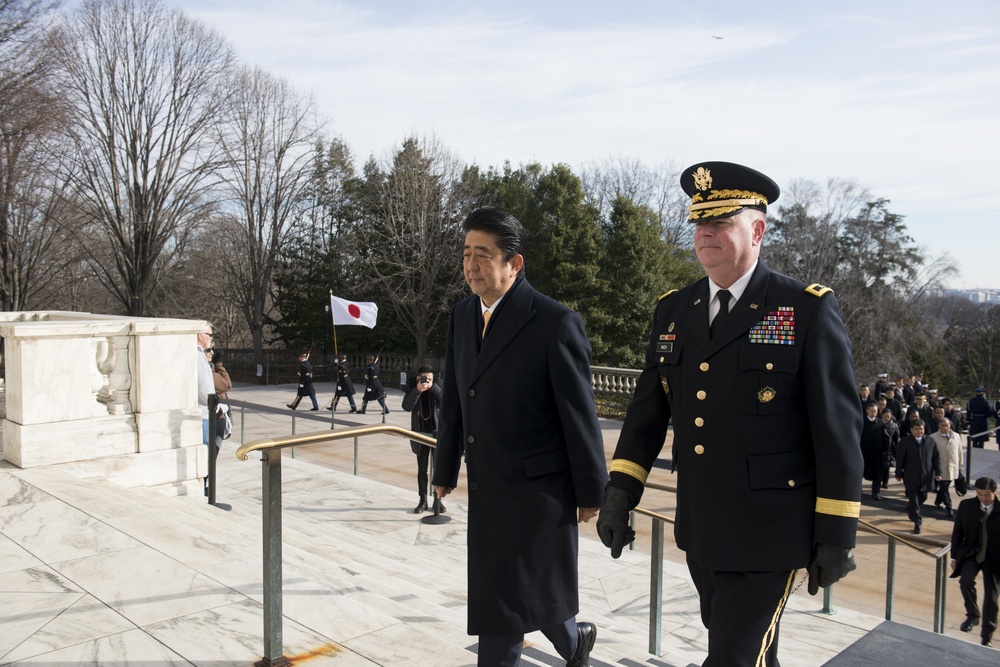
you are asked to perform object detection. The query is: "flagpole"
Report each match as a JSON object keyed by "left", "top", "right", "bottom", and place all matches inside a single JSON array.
[{"left": 329, "top": 290, "right": 339, "bottom": 358}]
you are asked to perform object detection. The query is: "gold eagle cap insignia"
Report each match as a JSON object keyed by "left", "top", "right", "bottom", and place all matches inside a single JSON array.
[
  {"left": 693, "top": 167, "right": 712, "bottom": 191},
  {"left": 758, "top": 386, "right": 776, "bottom": 403}
]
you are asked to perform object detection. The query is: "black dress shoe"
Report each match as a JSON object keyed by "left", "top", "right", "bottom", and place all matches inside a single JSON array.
[
  {"left": 947, "top": 509, "right": 954, "bottom": 519},
  {"left": 286, "top": 404, "right": 296, "bottom": 410},
  {"left": 981, "top": 637, "right": 992, "bottom": 647},
  {"left": 309, "top": 407, "right": 319, "bottom": 411},
  {"left": 913, "top": 525, "right": 921, "bottom": 535},
  {"left": 872, "top": 494, "right": 882, "bottom": 500},
  {"left": 567, "top": 622, "right": 596, "bottom": 667},
  {"left": 413, "top": 499, "right": 427, "bottom": 514},
  {"left": 349, "top": 407, "right": 358, "bottom": 413},
  {"left": 961, "top": 616, "right": 980, "bottom": 632}
]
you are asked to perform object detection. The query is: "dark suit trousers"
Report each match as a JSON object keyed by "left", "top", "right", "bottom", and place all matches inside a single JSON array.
[
  {"left": 687, "top": 554, "right": 794, "bottom": 667},
  {"left": 906, "top": 488, "right": 928, "bottom": 527},
  {"left": 477, "top": 616, "right": 577, "bottom": 666},
  {"left": 958, "top": 558, "right": 999, "bottom": 639}
]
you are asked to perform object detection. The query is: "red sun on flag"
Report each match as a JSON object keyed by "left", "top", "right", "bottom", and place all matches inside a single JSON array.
[{"left": 348, "top": 304, "right": 361, "bottom": 319}]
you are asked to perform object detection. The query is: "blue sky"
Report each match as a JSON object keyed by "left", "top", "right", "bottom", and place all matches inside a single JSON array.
[{"left": 173, "top": 0, "right": 1000, "bottom": 289}]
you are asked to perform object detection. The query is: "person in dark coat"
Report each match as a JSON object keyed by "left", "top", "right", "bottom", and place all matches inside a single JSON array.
[
  {"left": 895, "top": 419, "right": 941, "bottom": 534},
  {"left": 950, "top": 477, "right": 1000, "bottom": 647},
  {"left": 967, "top": 388, "right": 993, "bottom": 448},
  {"left": 874, "top": 373, "right": 890, "bottom": 400},
  {"left": 880, "top": 409, "right": 900, "bottom": 490},
  {"left": 884, "top": 388, "right": 905, "bottom": 424},
  {"left": 360, "top": 354, "right": 388, "bottom": 414},
  {"left": 860, "top": 403, "right": 886, "bottom": 500},
  {"left": 286, "top": 352, "right": 318, "bottom": 410},
  {"left": 596, "top": 161, "right": 863, "bottom": 667},
  {"left": 858, "top": 384, "right": 872, "bottom": 415},
  {"left": 432, "top": 207, "right": 606, "bottom": 667},
  {"left": 402, "top": 365, "right": 442, "bottom": 513},
  {"left": 327, "top": 353, "right": 358, "bottom": 412},
  {"left": 899, "top": 407, "right": 920, "bottom": 439}
]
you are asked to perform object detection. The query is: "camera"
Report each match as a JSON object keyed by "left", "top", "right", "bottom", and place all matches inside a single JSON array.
[{"left": 418, "top": 376, "right": 430, "bottom": 384}]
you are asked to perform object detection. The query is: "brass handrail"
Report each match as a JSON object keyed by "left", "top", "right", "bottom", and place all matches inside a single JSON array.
[
  {"left": 236, "top": 424, "right": 438, "bottom": 667},
  {"left": 235, "top": 423, "right": 436, "bottom": 460}
]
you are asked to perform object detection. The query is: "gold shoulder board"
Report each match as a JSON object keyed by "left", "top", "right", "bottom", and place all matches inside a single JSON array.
[
  {"left": 658, "top": 290, "right": 678, "bottom": 301},
  {"left": 804, "top": 283, "right": 833, "bottom": 297}
]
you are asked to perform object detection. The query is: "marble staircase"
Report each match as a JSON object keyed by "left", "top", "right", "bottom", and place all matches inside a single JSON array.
[{"left": 0, "top": 447, "right": 882, "bottom": 666}]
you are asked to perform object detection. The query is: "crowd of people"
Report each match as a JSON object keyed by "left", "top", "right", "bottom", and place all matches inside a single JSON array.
[{"left": 858, "top": 373, "right": 992, "bottom": 531}]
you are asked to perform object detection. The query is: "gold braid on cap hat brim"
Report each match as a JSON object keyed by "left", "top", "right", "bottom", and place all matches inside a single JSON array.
[{"left": 687, "top": 189, "right": 769, "bottom": 219}]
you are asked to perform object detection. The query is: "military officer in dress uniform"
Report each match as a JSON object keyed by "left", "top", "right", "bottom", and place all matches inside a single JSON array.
[{"left": 597, "top": 161, "right": 863, "bottom": 667}]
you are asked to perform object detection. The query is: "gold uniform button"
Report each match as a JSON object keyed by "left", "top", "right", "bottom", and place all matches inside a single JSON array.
[
  {"left": 699, "top": 362, "right": 710, "bottom": 372},
  {"left": 694, "top": 417, "right": 704, "bottom": 427},
  {"left": 659, "top": 356, "right": 664, "bottom": 363},
  {"left": 787, "top": 480, "right": 796, "bottom": 487},
  {"left": 766, "top": 362, "right": 774, "bottom": 371},
  {"left": 694, "top": 445, "right": 705, "bottom": 455},
  {"left": 697, "top": 390, "right": 707, "bottom": 400}
]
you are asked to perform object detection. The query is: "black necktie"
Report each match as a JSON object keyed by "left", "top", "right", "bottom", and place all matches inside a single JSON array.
[
  {"left": 710, "top": 290, "right": 731, "bottom": 340},
  {"left": 976, "top": 508, "right": 989, "bottom": 564}
]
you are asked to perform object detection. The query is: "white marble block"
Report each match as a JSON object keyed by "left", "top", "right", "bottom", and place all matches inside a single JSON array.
[
  {"left": 4, "top": 337, "right": 98, "bottom": 425},
  {"left": 2, "top": 419, "right": 98, "bottom": 468},
  {"left": 135, "top": 409, "right": 202, "bottom": 453}
]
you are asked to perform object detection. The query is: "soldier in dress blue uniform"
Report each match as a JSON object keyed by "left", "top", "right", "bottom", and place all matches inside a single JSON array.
[
  {"left": 360, "top": 354, "right": 389, "bottom": 414},
  {"left": 597, "top": 161, "right": 863, "bottom": 667}
]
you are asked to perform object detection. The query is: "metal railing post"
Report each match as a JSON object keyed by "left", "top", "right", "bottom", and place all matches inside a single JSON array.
[
  {"left": 207, "top": 394, "right": 218, "bottom": 505},
  {"left": 240, "top": 406, "right": 245, "bottom": 445},
  {"left": 354, "top": 436, "right": 359, "bottom": 475},
  {"left": 290, "top": 414, "right": 295, "bottom": 458},
  {"left": 260, "top": 449, "right": 288, "bottom": 667},
  {"left": 822, "top": 585, "right": 834, "bottom": 614},
  {"left": 649, "top": 518, "right": 663, "bottom": 656},
  {"left": 933, "top": 554, "right": 948, "bottom": 633},
  {"left": 629, "top": 510, "right": 636, "bottom": 551},
  {"left": 886, "top": 537, "right": 896, "bottom": 620}
]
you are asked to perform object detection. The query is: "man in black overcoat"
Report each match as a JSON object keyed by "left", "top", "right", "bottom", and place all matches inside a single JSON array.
[
  {"left": 967, "top": 387, "right": 993, "bottom": 448},
  {"left": 432, "top": 207, "right": 607, "bottom": 667},
  {"left": 360, "top": 354, "right": 388, "bottom": 414},
  {"left": 860, "top": 403, "right": 886, "bottom": 500},
  {"left": 402, "top": 365, "right": 442, "bottom": 513},
  {"left": 328, "top": 353, "right": 358, "bottom": 412},
  {"left": 894, "top": 419, "right": 941, "bottom": 534},
  {"left": 597, "top": 162, "right": 863, "bottom": 667},
  {"left": 286, "top": 352, "right": 318, "bottom": 410},
  {"left": 951, "top": 477, "right": 1000, "bottom": 647}
]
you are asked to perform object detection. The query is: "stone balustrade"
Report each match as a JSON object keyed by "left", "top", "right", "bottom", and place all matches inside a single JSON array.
[{"left": 591, "top": 365, "right": 642, "bottom": 396}]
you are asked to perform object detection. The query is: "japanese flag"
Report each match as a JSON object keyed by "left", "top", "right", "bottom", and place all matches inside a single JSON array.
[{"left": 330, "top": 295, "right": 378, "bottom": 329}]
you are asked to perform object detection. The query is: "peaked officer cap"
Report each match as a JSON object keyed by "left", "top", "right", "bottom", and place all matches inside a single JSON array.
[{"left": 681, "top": 161, "right": 780, "bottom": 223}]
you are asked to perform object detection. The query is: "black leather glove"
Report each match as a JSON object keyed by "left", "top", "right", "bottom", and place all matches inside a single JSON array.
[
  {"left": 806, "top": 543, "right": 857, "bottom": 595},
  {"left": 597, "top": 487, "right": 637, "bottom": 558},
  {"left": 211, "top": 350, "right": 224, "bottom": 364}
]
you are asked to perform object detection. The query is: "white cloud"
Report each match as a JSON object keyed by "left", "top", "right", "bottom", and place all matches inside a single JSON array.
[{"left": 173, "top": 0, "right": 1000, "bottom": 288}]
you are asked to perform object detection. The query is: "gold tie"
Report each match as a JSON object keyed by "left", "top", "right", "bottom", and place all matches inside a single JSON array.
[{"left": 482, "top": 310, "right": 491, "bottom": 339}]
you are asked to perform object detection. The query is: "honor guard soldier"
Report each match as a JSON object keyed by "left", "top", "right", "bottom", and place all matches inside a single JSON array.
[{"left": 597, "top": 161, "right": 863, "bottom": 667}]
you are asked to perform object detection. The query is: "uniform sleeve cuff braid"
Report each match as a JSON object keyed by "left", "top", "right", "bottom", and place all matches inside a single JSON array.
[
  {"left": 610, "top": 459, "right": 649, "bottom": 485},
  {"left": 815, "top": 497, "right": 861, "bottom": 518}
]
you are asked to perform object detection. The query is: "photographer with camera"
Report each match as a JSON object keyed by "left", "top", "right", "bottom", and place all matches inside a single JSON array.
[{"left": 402, "top": 365, "right": 443, "bottom": 513}]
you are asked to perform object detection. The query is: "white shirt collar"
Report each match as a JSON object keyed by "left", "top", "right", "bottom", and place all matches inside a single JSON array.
[
  {"left": 708, "top": 260, "right": 757, "bottom": 320},
  {"left": 481, "top": 292, "right": 505, "bottom": 316}
]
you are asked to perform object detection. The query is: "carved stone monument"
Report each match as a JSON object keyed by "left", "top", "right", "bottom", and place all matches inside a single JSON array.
[{"left": 0, "top": 312, "right": 208, "bottom": 496}]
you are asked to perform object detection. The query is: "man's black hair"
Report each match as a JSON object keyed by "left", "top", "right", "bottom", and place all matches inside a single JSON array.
[
  {"left": 462, "top": 207, "right": 527, "bottom": 263},
  {"left": 975, "top": 477, "right": 998, "bottom": 492}
]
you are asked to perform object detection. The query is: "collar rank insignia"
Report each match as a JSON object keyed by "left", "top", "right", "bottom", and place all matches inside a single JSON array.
[{"left": 748, "top": 307, "right": 795, "bottom": 345}]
